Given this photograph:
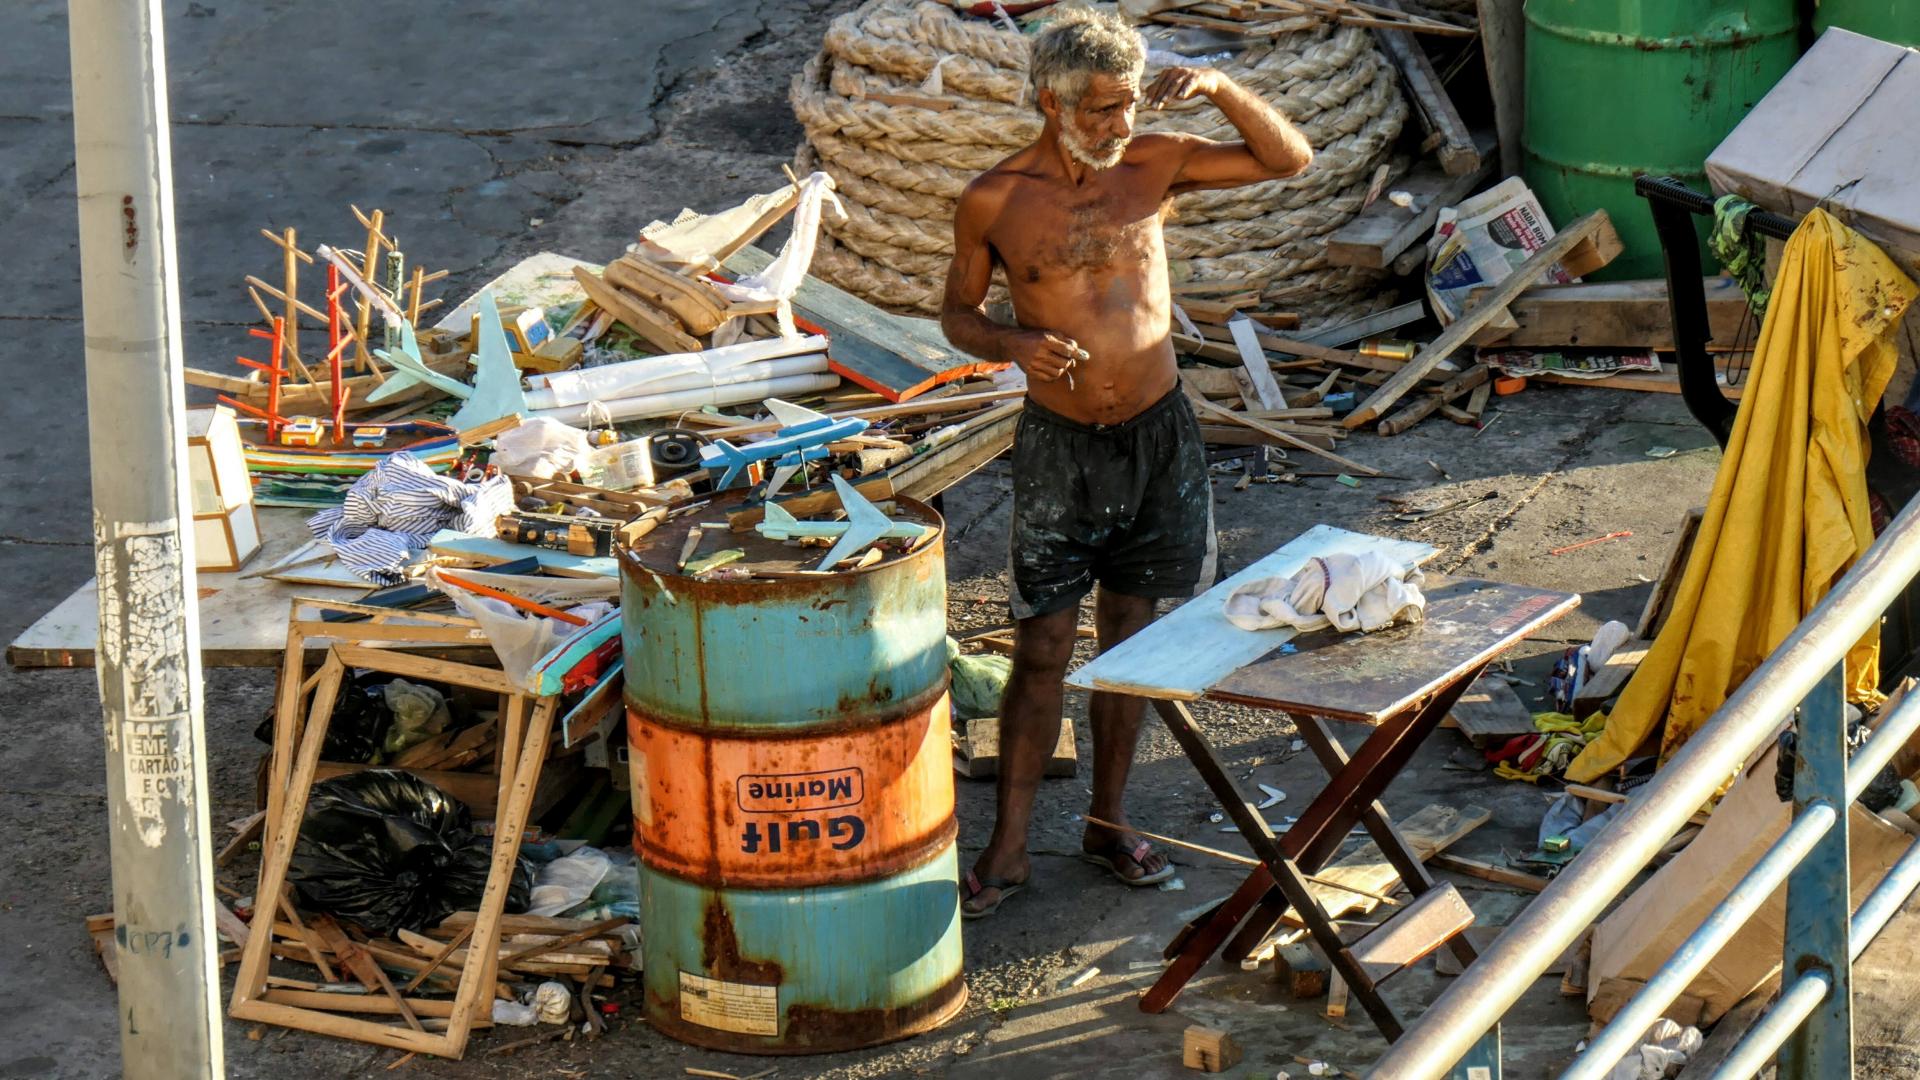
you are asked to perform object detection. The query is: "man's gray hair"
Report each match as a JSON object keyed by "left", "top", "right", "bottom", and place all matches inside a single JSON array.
[{"left": 1028, "top": 9, "right": 1145, "bottom": 112}]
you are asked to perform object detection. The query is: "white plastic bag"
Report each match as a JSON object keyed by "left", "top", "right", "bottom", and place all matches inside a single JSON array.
[
  {"left": 428, "top": 566, "right": 619, "bottom": 690},
  {"left": 492, "top": 417, "right": 592, "bottom": 479},
  {"left": 577, "top": 437, "right": 654, "bottom": 491},
  {"left": 527, "top": 846, "right": 612, "bottom": 917}
]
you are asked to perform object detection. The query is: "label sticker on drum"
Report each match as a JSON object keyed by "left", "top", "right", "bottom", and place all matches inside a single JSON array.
[
  {"left": 679, "top": 971, "right": 779, "bottom": 1035},
  {"left": 736, "top": 767, "right": 865, "bottom": 813}
]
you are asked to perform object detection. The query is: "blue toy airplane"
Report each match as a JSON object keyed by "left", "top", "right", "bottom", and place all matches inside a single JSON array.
[
  {"left": 700, "top": 399, "right": 869, "bottom": 491},
  {"left": 757, "top": 473, "right": 934, "bottom": 570}
]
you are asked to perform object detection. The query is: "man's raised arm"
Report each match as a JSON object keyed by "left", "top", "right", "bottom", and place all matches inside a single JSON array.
[{"left": 1146, "top": 67, "right": 1314, "bottom": 193}]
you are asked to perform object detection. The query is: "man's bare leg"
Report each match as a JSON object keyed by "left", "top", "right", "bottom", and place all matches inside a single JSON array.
[
  {"left": 1081, "top": 587, "right": 1170, "bottom": 880},
  {"left": 965, "top": 604, "right": 1079, "bottom": 914}
]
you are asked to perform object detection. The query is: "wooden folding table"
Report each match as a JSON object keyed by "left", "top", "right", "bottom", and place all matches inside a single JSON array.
[{"left": 1066, "top": 526, "right": 1577, "bottom": 1046}]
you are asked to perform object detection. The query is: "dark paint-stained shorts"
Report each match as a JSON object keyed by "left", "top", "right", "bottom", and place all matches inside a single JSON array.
[{"left": 1007, "top": 387, "right": 1217, "bottom": 620}]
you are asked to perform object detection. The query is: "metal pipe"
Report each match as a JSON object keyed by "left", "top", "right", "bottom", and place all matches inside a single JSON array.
[
  {"left": 1706, "top": 973, "right": 1832, "bottom": 1080},
  {"left": 1560, "top": 802, "right": 1838, "bottom": 1080},
  {"left": 1847, "top": 689, "right": 1920, "bottom": 802},
  {"left": 67, "top": 0, "right": 223, "bottom": 1076},
  {"left": 1850, "top": 836, "right": 1920, "bottom": 958},
  {"left": 1368, "top": 501, "right": 1920, "bottom": 1080}
]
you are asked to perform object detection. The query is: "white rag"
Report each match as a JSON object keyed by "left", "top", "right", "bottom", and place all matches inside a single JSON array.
[
  {"left": 711, "top": 171, "right": 846, "bottom": 338},
  {"left": 1222, "top": 551, "right": 1426, "bottom": 633}
]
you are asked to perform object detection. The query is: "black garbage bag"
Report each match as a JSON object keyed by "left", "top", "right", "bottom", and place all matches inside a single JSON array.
[
  {"left": 288, "top": 770, "right": 533, "bottom": 936},
  {"left": 253, "top": 670, "right": 396, "bottom": 765}
]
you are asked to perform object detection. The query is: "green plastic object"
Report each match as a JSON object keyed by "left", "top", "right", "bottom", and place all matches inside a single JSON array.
[
  {"left": 947, "top": 637, "right": 1012, "bottom": 723},
  {"left": 1523, "top": 0, "right": 1800, "bottom": 280},
  {"left": 1814, "top": 0, "right": 1920, "bottom": 47}
]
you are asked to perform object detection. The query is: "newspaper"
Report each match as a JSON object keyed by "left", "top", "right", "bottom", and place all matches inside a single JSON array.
[
  {"left": 1426, "top": 177, "right": 1579, "bottom": 324},
  {"left": 1485, "top": 349, "right": 1662, "bottom": 380}
]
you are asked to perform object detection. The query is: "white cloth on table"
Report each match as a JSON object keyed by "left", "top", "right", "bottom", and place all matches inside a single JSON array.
[
  {"left": 307, "top": 452, "right": 513, "bottom": 585},
  {"left": 1222, "top": 551, "right": 1426, "bottom": 633}
]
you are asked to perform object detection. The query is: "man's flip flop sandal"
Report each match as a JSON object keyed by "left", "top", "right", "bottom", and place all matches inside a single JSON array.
[
  {"left": 960, "top": 869, "right": 1028, "bottom": 920},
  {"left": 1082, "top": 839, "right": 1177, "bottom": 887}
]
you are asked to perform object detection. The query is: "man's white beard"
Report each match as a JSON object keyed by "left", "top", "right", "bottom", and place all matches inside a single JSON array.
[{"left": 1060, "top": 124, "right": 1128, "bottom": 170}]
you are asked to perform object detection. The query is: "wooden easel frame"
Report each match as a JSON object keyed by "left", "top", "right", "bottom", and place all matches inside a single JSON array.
[{"left": 232, "top": 599, "right": 556, "bottom": 1058}]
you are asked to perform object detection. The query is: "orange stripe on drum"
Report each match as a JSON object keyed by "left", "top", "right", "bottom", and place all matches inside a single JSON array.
[{"left": 627, "top": 693, "right": 956, "bottom": 888}]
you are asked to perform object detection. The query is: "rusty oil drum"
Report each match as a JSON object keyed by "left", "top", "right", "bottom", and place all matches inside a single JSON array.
[{"left": 621, "top": 495, "right": 964, "bottom": 1054}]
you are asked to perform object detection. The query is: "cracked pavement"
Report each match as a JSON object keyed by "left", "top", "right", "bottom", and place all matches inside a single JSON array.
[{"left": 0, "top": 2, "right": 1755, "bottom": 1078}]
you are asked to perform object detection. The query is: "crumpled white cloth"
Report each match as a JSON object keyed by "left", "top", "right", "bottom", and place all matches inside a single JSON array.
[
  {"left": 711, "top": 171, "right": 846, "bottom": 338},
  {"left": 1222, "top": 551, "right": 1426, "bottom": 633},
  {"left": 1602, "top": 1019, "right": 1702, "bottom": 1080}
]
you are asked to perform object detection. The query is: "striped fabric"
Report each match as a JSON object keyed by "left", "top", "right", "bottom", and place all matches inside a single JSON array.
[{"left": 308, "top": 452, "right": 514, "bottom": 585}]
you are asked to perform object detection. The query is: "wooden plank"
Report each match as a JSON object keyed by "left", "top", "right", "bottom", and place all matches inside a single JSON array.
[
  {"left": 1428, "top": 853, "right": 1550, "bottom": 893},
  {"left": 1446, "top": 674, "right": 1536, "bottom": 741},
  {"left": 954, "top": 715, "right": 1077, "bottom": 780},
  {"left": 1637, "top": 507, "right": 1705, "bottom": 639},
  {"left": 1471, "top": 278, "right": 1751, "bottom": 350},
  {"left": 1378, "top": 364, "right": 1489, "bottom": 436},
  {"left": 1348, "top": 881, "right": 1474, "bottom": 987},
  {"left": 1228, "top": 316, "right": 1288, "bottom": 409},
  {"left": 724, "top": 246, "right": 1006, "bottom": 402},
  {"left": 427, "top": 530, "right": 618, "bottom": 578},
  {"left": 1286, "top": 803, "right": 1491, "bottom": 926},
  {"left": 1572, "top": 639, "right": 1650, "bottom": 719},
  {"left": 1325, "top": 136, "right": 1496, "bottom": 269},
  {"left": 1190, "top": 396, "right": 1378, "bottom": 476},
  {"left": 1346, "top": 210, "right": 1611, "bottom": 428},
  {"left": 1211, "top": 577, "right": 1578, "bottom": 722},
  {"left": 886, "top": 401, "right": 1023, "bottom": 502},
  {"left": 570, "top": 267, "right": 702, "bottom": 355},
  {"left": 1064, "top": 525, "right": 1437, "bottom": 701},
  {"left": 1477, "top": 0, "right": 1525, "bottom": 176},
  {"left": 1566, "top": 783, "right": 1712, "bottom": 828},
  {"left": 1372, "top": 2, "right": 1479, "bottom": 175}
]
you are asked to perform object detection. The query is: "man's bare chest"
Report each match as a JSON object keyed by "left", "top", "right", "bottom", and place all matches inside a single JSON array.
[{"left": 990, "top": 187, "right": 1168, "bottom": 284}]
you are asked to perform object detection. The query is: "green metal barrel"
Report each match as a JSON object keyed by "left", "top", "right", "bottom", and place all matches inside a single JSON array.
[
  {"left": 1814, "top": 1, "right": 1920, "bottom": 47},
  {"left": 1524, "top": 0, "right": 1800, "bottom": 279}
]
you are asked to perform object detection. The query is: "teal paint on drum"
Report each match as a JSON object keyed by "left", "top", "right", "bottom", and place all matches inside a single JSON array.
[
  {"left": 636, "top": 842, "right": 968, "bottom": 1054},
  {"left": 620, "top": 512, "right": 947, "bottom": 734}
]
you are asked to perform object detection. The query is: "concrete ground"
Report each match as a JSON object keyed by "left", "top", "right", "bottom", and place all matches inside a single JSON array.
[{"left": 3, "top": 3, "right": 1916, "bottom": 1079}]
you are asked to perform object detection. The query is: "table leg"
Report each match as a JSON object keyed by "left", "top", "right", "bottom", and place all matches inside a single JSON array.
[
  {"left": 1222, "top": 669, "right": 1487, "bottom": 970},
  {"left": 1142, "top": 698, "right": 1391, "bottom": 1033}
]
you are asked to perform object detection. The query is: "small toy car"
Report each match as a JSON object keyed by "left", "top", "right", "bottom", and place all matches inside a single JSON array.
[{"left": 279, "top": 417, "right": 322, "bottom": 447}]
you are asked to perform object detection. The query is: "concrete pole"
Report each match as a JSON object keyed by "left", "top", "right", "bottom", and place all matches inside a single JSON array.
[{"left": 67, "top": 1, "right": 224, "bottom": 1076}]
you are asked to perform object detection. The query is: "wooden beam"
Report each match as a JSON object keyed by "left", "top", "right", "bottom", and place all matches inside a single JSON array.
[
  {"left": 1476, "top": 0, "right": 1525, "bottom": 176},
  {"left": 1346, "top": 210, "right": 1611, "bottom": 428},
  {"left": 1326, "top": 135, "right": 1496, "bottom": 269},
  {"left": 1377, "top": 364, "right": 1489, "bottom": 436},
  {"left": 1191, "top": 395, "right": 1380, "bottom": 476},
  {"left": 1428, "top": 853, "right": 1550, "bottom": 893},
  {"left": 1371, "top": 1, "right": 1479, "bottom": 175},
  {"left": 1471, "top": 278, "right": 1752, "bottom": 350}
]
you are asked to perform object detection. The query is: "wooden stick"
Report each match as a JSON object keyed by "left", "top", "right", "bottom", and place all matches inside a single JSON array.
[
  {"left": 1377, "top": 364, "right": 1489, "bottom": 436},
  {"left": 400, "top": 924, "right": 473, "bottom": 993},
  {"left": 277, "top": 888, "right": 337, "bottom": 982},
  {"left": 497, "top": 917, "right": 630, "bottom": 967},
  {"left": 435, "top": 571, "right": 590, "bottom": 626},
  {"left": 1083, "top": 815, "right": 1401, "bottom": 906},
  {"left": 1190, "top": 395, "right": 1381, "bottom": 477}
]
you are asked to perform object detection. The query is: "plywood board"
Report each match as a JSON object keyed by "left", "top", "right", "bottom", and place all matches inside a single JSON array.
[
  {"left": 433, "top": 252, "right": 594, "bottom": 332},
  {"left": 724, "top": 246, "right": 1006, "bottom": 402},
  {"left": 1326, "top": 139, "right": 1496, "bottom": 270},
  {"left": 1063, "top": 526, "right": 1439, "bottom": 701},
  {"left": 10, "top": 510, "right": 367, "bottom": 669}
]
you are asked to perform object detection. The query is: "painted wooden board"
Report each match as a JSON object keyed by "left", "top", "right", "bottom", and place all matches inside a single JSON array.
[
  {"left": 723, "top": 246, "right": 1007, "bottom": 402},
  {"left": 1210, "top": 576, "right": 1579, "bottom": 722},
  {"left": 9, "top": 510, "right": 368, "bottom": 669},
  {"left": 1063, "top": 525, "right": 1439, "bottom": 701},
  {"left": 433, "top": 252, "right": 594, "bottom": 332}
]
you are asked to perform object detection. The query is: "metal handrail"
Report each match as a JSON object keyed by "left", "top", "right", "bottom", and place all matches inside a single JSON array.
[{"left": 1368, "top": 496, "right": 1920, "bottom": 1078}]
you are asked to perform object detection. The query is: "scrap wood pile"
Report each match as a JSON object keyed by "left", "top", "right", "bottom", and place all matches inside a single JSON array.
[{"left": 791, "top": 0, "right": 1412, "bottom": 322}]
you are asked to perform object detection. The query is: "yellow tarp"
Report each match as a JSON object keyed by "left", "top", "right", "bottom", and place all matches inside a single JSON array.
[{"left": 1568, "top": 210, "right": 1918, "bottom": 783}]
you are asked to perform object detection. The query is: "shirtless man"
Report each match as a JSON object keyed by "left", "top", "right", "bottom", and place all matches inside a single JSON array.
[{"left": 940, "top": 11, "right": 1314, "bottom": 917}]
